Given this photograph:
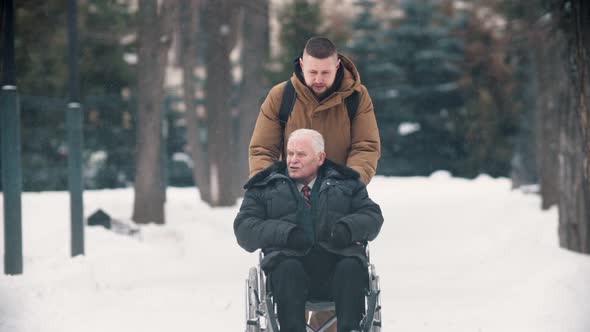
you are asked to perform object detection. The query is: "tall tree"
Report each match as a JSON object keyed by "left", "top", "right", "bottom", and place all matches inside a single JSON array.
[
  {"left": 132, "top": 0, "right": 176, "bottom": 224},
  {"left": 554, "top": 0, "right": 590, "bottom": 253},
  {"left": 381, "top": 0, "right": 466, "bottom": 176},
  {"left": 460, "top": 2, "right": 522, "bottom": 179},
  {"left": 202, "top": 0, "right": 240, "bottom": 206},
  {"left": 518, "top": 1, "right": 561, "bottom": 208},
  {"left": 346, "top": 0, "right": 399, "bottom": 175},
  {"left": 237, "top": 0, "right": 270, "bottom": 186},
  {"left": 178, "top": 0, "right": 212, "bottom": 202},
  {"left": 81, "top": 1, "right": 136, "bottom": 190},
  {"left": 346, "top": 0, "right": 395, "bottom": 101}
]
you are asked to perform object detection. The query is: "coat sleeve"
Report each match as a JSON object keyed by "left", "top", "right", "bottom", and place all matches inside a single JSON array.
[
  {"left": 234, "top": 187, "right": 296, "bottom": 252},
  {"left": 337, "top": 181, "right": 383, "bottom": 243},
  {"left": 346, "top": 85, "right": 381, "bottom": 185},
  {"left": 248, "top": 83, "right": 285, "bottom": 179}
]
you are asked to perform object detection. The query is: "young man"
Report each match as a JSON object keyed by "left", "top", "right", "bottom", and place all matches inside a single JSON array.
[
  {"left": 249, "top": 35, "right": 381, "bottom": 332},
  {"left": 236, "top": 129, "right": 383, "bottom": 332},
  {"left": 248, "top": 37, "right": 380, "bottom": 186}
]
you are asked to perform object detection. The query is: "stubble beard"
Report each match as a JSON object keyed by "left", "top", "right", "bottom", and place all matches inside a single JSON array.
[{"left": 310, "top": 84, "right": 332, "bottom": 100}]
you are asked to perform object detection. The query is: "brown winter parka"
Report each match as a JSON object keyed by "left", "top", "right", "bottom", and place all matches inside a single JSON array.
[{"left": 248, "top": 55, "right": 381, "bottom": 185}]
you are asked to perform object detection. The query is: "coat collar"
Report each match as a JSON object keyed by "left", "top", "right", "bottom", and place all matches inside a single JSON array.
[{"left": 244, "top": 159, "right": 360, "bottom": 189}]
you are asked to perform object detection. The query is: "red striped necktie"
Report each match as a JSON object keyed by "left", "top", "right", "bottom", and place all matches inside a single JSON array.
[{"left": 301, "top": 185, "right": 311, "bottom": 208}]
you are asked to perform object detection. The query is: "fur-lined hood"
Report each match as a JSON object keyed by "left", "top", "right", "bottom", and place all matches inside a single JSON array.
[{"left": 244, "top": 159, "right": 360, "bottom": 189}]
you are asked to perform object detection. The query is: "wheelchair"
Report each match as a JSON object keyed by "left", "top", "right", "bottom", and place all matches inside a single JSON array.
[{"left": 244, "top": 248, "right": 382, "bottom": 332}]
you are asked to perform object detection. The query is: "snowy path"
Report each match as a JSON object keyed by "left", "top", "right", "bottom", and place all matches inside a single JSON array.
[{"left": 1, "top": 174, "right": 589, "bottom": 332}]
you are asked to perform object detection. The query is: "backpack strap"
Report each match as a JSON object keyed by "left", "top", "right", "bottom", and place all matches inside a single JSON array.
[
  {"left": 278, "top": 80, "right": 296, "bottom": 130},
  {"left": 344, "top": 90, "right": 359, "bottom": 123},
  {"left": 278, "top": 80, "right": 296, "bottom": 160}
]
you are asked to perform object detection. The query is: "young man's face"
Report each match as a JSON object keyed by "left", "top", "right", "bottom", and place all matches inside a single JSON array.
[
  {"left": 287, "top": 136, "right": 325, "bottom": 185},
  {"left": 299, "top": 53, "right": 340, "bottom": 97}
]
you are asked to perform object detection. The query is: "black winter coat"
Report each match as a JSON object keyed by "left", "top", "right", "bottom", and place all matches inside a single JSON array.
[{"left": 234, "top": 160, "right": 383, "bottom": 271}]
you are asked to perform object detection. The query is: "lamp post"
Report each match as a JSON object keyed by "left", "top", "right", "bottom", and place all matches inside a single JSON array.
[
  {"left": 67, "top": 0, "right": 84, "bottom": 256},
  {"left": 1, "top": 0, "right": 23, "bottom": 275}
]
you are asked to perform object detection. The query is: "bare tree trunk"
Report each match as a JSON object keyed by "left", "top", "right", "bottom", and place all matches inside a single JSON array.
[
  {"left": 556, "top": 0, "right": 590, "bottom": 253},
  {"left": 132, "top": 0, "right": 176, "bottom": 224},
  {"left": 530, "top": 22, "right": 561, "bottom": 210},
  {"left": 179, "top": 0, "right": 212, "bottom": 203},
  {"left": 237, "top": 0, "right": 270, "bottom": 187},
  {"left": 203, "top": 0, "right": 239, "bottom": 206},
  {"left": 558, "top": 88, "right": 588, "bottom": 252}
]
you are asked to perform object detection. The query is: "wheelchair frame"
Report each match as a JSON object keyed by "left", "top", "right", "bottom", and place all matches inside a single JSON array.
[{"left": 244, "top": 250, "right": 382, "bottom": 332}]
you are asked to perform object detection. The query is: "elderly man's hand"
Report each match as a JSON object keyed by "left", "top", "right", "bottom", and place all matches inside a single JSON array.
[
  {"left": 330, "top": 223, "right": 351, "bottom": 248},
  {"left": 287, "top": 227, "right": 308, "bottom": 250}
]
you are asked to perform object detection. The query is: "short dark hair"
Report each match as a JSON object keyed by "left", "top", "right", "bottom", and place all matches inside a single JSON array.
[{"left": 303, "top": 37, "right": 337, "bottom": 59}]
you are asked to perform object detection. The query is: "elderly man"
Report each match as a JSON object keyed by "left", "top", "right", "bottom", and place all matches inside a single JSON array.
[{"left": 235, "top": 129, "right": 383, "bottom": 332}]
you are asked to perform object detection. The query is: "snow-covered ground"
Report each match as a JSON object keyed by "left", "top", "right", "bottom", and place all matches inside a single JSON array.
[{"left": 1, "top": 172, "right": 589, "bottom": 332}]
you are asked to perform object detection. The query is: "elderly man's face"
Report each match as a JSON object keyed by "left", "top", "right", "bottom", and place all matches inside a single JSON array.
[
  {"left": 287, "top": 135, "right": 325, "bottom": 185},
  {"left": 299, "top": 53, "right": 340, "bottom": 97}
]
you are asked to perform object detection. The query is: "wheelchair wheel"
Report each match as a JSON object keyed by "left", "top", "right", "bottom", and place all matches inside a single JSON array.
[
  {"left": 259, "top": 262, "right": 266, "bottom": 304},
  {"left": 369, "top": 265, "right": 382, "bottom": 332},
  {"left": 246, "top": 267, "right": 261, "bottom": 332}
]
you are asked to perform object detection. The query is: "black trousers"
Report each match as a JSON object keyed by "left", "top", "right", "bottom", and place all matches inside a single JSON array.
[{"left": 268, "top": 247, "right": 368, "bottom": 332}]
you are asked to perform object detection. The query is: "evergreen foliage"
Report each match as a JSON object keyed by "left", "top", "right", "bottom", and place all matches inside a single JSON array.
[
  {"left": 3, "top": 0, "right": 533, "bottom": 190},
  {"left": 379, "top": 0, "right": 466, "bottom": 176},
  {"left": 270, "top": 0, "right": 322, "bottom": 85},
  {"left": 346, "top": 0, "right": 399, "bottom": 105},
  {"left": 6, "top": 1, "right": 136, "bottom": 190},
  {"left": 346, "top": 0, "right": 522, "bottom": 178}
]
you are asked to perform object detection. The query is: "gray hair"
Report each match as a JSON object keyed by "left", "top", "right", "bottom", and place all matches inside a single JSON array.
[{"left": 288, "top": 129, "right": 325, "bottom": 154}]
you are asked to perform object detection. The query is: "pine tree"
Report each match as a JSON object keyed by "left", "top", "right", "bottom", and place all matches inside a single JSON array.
[
  {"left": 381, "top": 0, "right": 466, "bottom": 175},
  {"left": 270, "top": 0, "right": 321, "bottom": 85},
  {"left": 11, "top": 1, "right": 135, "bottom": 190},
  {"left": 345, "top": 0, "right": 400, "bottom": 175}
]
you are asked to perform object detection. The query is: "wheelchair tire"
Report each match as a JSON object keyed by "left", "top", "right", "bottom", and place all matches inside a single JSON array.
[
  {"left": 246, "top": 267, "right": 261, "bottom": 332},
  {"left": 369, "top": 265, "right": 381, "bottom": 332},
  {"left": 259, "top": 264, "right": 266, "bottom": 304}
]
